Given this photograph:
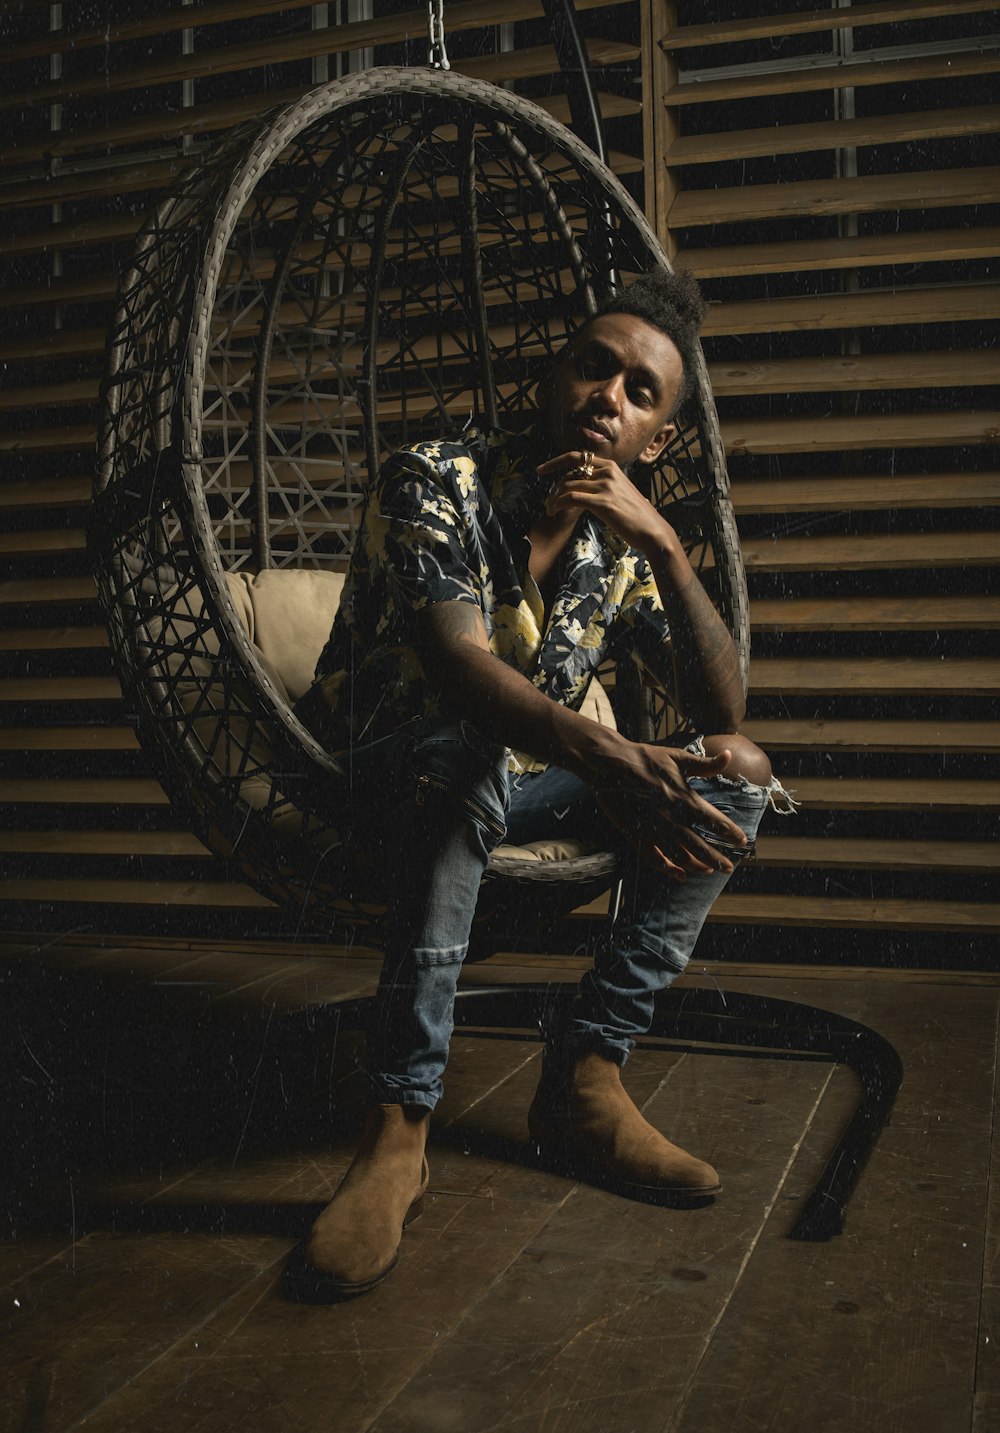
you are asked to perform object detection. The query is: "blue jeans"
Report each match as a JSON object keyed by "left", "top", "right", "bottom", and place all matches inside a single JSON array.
[{"left": 339, "top": 719, "right": 784, "bottom": 1110}]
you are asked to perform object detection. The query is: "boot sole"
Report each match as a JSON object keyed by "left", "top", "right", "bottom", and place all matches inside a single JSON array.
[
  {"left": 530, "top": 1133, "right": 721, "bottom": 1206},
  {"left": 282, "top": 1192, "right": 425, "bottom": 1304}
]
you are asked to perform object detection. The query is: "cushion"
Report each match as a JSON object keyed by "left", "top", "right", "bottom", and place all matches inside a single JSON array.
[{"left": 229, "top": 568, "right": 346, "bottom": 704}]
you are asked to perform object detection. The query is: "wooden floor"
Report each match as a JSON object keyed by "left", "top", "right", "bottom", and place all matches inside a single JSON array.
[{"left": 3, "top": 937, "right": 1000, "bottom": 1432}]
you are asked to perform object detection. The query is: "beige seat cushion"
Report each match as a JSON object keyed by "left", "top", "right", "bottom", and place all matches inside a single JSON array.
[{"left": 228, "top": 567, "right": 346, "bottom": 704}]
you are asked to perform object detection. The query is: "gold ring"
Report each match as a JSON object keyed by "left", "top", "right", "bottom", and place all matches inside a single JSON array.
[{"left": 580, "top": 450, "right": 596, "bottom": 478}]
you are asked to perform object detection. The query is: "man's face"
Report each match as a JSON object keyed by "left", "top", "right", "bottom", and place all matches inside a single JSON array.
[{"left": 542, "top": 312, "right": 683, "bottom": 471}]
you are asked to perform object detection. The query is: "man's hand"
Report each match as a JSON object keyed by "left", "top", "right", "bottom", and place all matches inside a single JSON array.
[
  {"left": 538, "top": 449, "right": 675, "bottom": 558},
  {"left": 576, "top": 736, "right": 747, "bottom": 882},
  {"left": 539, "top": 448, "right": 745, "bottom": 735},
  {"left": 419, "top": 601, "right": 747, "bottom": 884}
]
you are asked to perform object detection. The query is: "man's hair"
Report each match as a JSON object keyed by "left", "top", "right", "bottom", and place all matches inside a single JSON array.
[{"left": 589, "top": 268, "right": 706, "bottom": 417}]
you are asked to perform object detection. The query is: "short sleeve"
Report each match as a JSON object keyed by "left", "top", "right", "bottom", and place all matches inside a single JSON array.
[{"left": 367, "top": 452, "right": 481, "bottom": 616}]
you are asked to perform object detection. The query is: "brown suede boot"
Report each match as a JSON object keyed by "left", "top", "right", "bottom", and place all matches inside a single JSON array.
[
  {"left": 283, "top": 1103, "right": 430, "bottom": 1302},
  {"left": 528, "top": 1049, "right": 720, "bottom": 1201}
]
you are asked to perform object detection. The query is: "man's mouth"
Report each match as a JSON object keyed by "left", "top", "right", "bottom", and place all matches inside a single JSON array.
[{"left": 573, "top": 418, "right": 613, "bottom": 445}]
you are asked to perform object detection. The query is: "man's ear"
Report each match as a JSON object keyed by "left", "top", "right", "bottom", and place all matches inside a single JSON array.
[
  {"left": 639, "top": 422, "right": 675, "bottom": 466},
  {"left": 535, "top": 372, "right": 552, "bottom": 410}
]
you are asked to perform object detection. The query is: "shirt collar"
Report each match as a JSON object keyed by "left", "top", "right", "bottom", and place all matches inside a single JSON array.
[{"left": 485, "top": 424, "right": 549, "bottom": 539}]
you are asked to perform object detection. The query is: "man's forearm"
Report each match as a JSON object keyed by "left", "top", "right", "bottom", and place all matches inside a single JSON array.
[
  {"left": 418, "top": 600, "right": 751, "bottom": 877},
  {"left": 419, "top": 602, "right": 618, "bottom": 777},
  {"left": 647, "top": 539, "right": 745, "bottom": 733}
]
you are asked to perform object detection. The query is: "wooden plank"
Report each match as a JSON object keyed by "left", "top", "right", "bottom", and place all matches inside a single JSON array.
[
  {"left": 731, "top": 472, "right": 1000, "bottom": 514},
  {"left": 5, "top": 0, "right": 353, "bottom": 60},
  {"left": 6, "top": 154, "right": 193, "bottom": 212},
  {"left": 661, "top": 0, "right": 1000, "bottom": 49},
  {"left": 0, "top": 379, "right": 97, "bottom": 412},
  {"left": 975, "top": 1005, "right": 1000, "bottom": 1432},
  {"left": 750, "top": 656, "right": 1000, "bottom": 696},
  {"left": 672, "top": 167, "right": 1000, "bottom": 228},
  {"left": 709, "top": 895, "right": 1000, "bottom": 931},
  {"left": 709, "top": 349, "right": 999, "bottom": 397},
  {"left": 0, "top": 477, "right": 92, "bottom": 508},
  {"left": 667, "top": 978, "right": 996, "bottom": 1432},
  {"left": 761, "top": 776, "right": 1000, "bottom": 811},
  {"left": 741, "top": 719, "right": 1000, "bottom": 754},
  {"left": 668, "top": 105, "right": 1000, "bottom": 164},
  {"left": 0, "top": 214, "right": 142, "bottom": 262},
  {"left": 0, "top": 678, "right": 123, "bottom": 705},
  {"left": 530, "top": 90, "right": 638, "bottom": 123},
  {"left": 4, "top": 83, "right": 640, "bottom": 172},
  {"left": 0, "top": 272, "right": 117, "bottom": 309},
  {"left": 0, "top": 24, "right": 638, "bottom": 112},
  {"left": 0, "top": 423, "right": 97, "bottom": 454},
  {"left": 0, "top": 877, "right": 273, "bottom": 907},
  {"left": 664, "top": 48, "right": 1000, "bottom": 106},
  {"left": 705, "top": 286, "right": 1000, "bottom": 335},
  {"left": 0, "top": 529, "right": 88, "bottom": 557},
  {"left": 749, "top": 595, "right": 1000, "bottom": 631},
  {"left": 13, "top": 343, "right": 991, "bottom": 410},
  {"left": 0, "top": 928, "right": 380, "bottom": 967},
  {"left": 0, "top": 829, "right": 206, "bottom": 856},
  {"left": 753, "top": 836, "right": 1000, "bottom": 875},
  {"left": 681, "top": 226, "right": 1000, "bottom": 279},
  {"left": 9, "top": 880, "right": 995, "bottom": 929},
  {"left": 742, "top": 531, "right": 1000, "bottom": 571},
  {"left": 7, "top": 412, "right": 999, "bottom": 473},
  {"left": 0, "top": 626, "right": 109, "bottom": 652},
  {"left": 0, "top": 576, "right": 97, "bottom": 607},
  {"left": 0, "top": 778, "right": 165, "bottom": 804},
  {"left": 0, "top": 1232, "right": 295, "bottom": 1429},
  {"left": 686, "top": 963, "right": 1000, "bottom": 988},
  {"left": 723, "top": 412, "right": 1000, "bottom": 454},
  {"left": 12, "top": 0, "right": 637, "bottom": 66},
  {"left": 641, "top": 0, "right": 678, "bottom": 250},
  {"left": 0, "top": 726, "right": 137, "bottom": 752}
]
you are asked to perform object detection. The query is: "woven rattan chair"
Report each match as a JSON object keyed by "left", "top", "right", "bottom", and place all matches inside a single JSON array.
[
  {"left": 91, "top": 68, "right": 898, "bottom": 1240},
  {"left": 92, "top": 67, "right": 747, "bottom": 938}
]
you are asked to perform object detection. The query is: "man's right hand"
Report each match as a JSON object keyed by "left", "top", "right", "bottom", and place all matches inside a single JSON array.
[
  {"left": 568, "top": 735, "right": 748, "bottom": 883},
  {"left": 419, "top": 600, "right": 746, "bottom": 883}
]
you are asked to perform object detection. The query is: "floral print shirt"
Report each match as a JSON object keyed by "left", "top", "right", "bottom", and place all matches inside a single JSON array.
[{"left": 295, "top": 426, "right": 673, "bottom": 771}]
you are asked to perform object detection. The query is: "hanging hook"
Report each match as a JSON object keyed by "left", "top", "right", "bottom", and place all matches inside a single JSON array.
[{"left": 427, "top": 0, "right": 450, "bottom": 69}]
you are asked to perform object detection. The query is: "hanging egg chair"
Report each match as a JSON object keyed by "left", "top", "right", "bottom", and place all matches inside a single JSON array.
[{"left": 91, "top": 66, "right": 748, "bottom": 940}]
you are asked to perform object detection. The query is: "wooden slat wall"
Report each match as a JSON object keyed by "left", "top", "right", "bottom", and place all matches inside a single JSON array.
[
  {"left": 0, "top": 0, "right": 997, "bottom": 963},
  {"left": 644, "top": 0, "right": 1000, "bottom": 958}
]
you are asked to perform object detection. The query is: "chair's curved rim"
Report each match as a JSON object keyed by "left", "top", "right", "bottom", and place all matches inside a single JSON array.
[{"left": 90, "top": 65, "right": 747, "bottom": 926}]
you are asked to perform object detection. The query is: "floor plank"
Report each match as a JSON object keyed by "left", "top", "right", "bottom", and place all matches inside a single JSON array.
[
  {"left": 366, "top": 1045, "right": 836, "bottom": 1433},
  {"left": 974, "top": 999, "right": 1000, "bottom": 1433},
  {"left": 2, "top": 962, "right": 998, "bottom": 1430},
  {"left": 667, "top": 977, "right": 999, "bottom": 1433}
]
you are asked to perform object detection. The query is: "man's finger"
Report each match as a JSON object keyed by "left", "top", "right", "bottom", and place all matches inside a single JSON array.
[
  {"left": 672, "top": 749, "right": 730, "bottom": 776},
  {"left": 661, "top": 824, "right": 736, "bottom": 874}
]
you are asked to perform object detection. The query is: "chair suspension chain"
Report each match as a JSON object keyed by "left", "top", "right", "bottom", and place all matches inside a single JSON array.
[{"left": 427, "top": 0, "right": 450, "bottom": 70}]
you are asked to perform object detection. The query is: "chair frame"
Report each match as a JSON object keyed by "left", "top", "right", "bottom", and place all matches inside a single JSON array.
[{"left": 92, "top": 67, "right": 747, "bottom": 933}]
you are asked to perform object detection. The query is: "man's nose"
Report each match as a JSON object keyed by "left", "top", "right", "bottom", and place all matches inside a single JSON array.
[{"left": 591, "top": 374, "right": 624, "bottom": 413}]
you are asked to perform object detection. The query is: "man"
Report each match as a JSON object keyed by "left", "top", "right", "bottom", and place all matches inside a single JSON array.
[{"left": 285, "top": 270, "right": 791, "bottom": 1302}]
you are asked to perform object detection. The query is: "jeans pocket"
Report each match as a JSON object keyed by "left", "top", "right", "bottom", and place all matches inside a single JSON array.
[{"left": 409, "top": 720, "right": 509, "bottom": 847}]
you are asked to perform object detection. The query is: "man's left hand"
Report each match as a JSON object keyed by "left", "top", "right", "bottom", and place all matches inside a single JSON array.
[{"left": 537, "top": 450, "right": 675, "bottom": 558}]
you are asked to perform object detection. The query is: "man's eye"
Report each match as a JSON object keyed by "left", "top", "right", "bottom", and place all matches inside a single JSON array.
[{"left": 631, "top": 385, "right": 654, "bottom": 406}]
